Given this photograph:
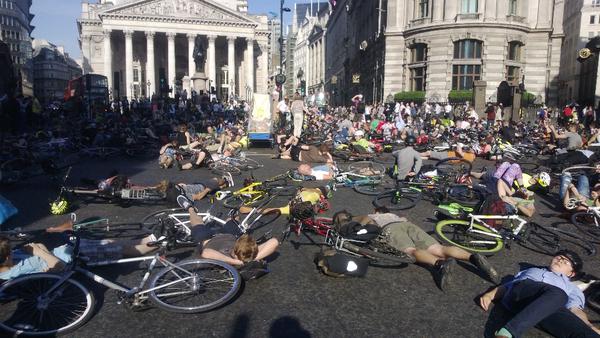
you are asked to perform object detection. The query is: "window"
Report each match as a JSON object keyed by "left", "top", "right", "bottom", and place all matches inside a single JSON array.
[
  {"left": 592, "top": 15, "right": 596, "bottom": 24},
  {"left": 411, "top": 68, "right": 426, "bottom": 91},
  {"left": 508, "top": 41, "right": 522, "bottom": 61},
  {"left": 418, "top": 0, "right": 429, "bottom": 18},
  {"left": 133, "top": 69, "right": 139, "bottom": 82},
  {"left": 594, "top": 0, "right": 600, "bottom": 7},
  {"left": 506, "top": 66, "right": 520, "bottom": 82},
  {"left": 454, "top": 39, "right": 482, "bottom": 59},
  {"left": 411, "top": 43, "right": 427, "bottom": 62},
  {"left": 452, "top": 65, "right": 481, "bottom": 90},
  {"left": 461, "top": 0, "right": 478, "bottom": 13},
  {"left": 509, "top": 0, "right": 518, "bottom": 15}
]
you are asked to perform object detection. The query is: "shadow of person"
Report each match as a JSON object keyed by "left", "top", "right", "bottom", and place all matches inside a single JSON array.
[{"left": 269, "top": 316, "right": 311, "bottom": 338}]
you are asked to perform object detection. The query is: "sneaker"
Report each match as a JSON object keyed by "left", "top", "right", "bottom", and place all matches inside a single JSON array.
[
  {"left": 434, "top": 258, "right": 456, "bottom": 291},
  {"left": 176, "top": 195, "right": 195, "bottom": 211},
  {"left": 471, "top": 253, "right": 499, "bottom": 284}
]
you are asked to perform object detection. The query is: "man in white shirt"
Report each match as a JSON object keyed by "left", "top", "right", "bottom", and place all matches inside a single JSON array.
[{"left": 444, "top": 103, "right": 453, "bottom": 114}]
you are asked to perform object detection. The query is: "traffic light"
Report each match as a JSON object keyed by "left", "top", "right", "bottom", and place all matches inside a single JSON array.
[{"left": 300, "top": 80, "right": 306, "bottom": 96}]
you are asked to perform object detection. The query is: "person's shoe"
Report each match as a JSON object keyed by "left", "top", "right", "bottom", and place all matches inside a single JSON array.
[
  {"left": 470, "top": 253, "right": 499, "bottom": 284},
  {"left": 434, "top": 258, "right": 456, "bottom": 291},
  {"left": 176, "top": 195, "right": 196, "bottom": 211},
  {"left": 494, "top": 327, "right": 512, "bottom": 338}
]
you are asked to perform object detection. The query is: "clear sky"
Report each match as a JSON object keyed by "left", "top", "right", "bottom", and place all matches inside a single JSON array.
[{"left": 30, "top": 0, "right": 304, "bottom": 60}]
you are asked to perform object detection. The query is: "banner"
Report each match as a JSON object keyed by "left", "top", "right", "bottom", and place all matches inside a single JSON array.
[{"left": 247, "top": 93, "right": 272, "bottom": 134}]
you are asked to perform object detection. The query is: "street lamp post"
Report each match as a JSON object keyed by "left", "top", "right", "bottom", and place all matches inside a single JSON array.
[
  {"left": 278, "top": 0, "right": 291, "bottom": 101},
  {"left": 146, "top": 81, "right": 151, "bottom": 98}
]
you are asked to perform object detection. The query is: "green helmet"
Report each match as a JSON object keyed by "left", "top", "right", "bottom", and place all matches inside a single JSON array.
[{"left": 50, "top": 200, "right": 69, "bottom": 215}]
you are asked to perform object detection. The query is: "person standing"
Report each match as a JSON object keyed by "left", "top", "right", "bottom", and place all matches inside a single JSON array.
[{"left": 290, "top": 93, "right": 306, "bottom": 138}]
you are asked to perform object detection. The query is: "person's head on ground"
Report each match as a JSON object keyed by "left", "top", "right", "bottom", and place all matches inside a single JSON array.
[
  {"left": 0, "top": 236, "right": 12, "bottom": 268},
  {"left": 332, "top": 210, "right": 353, "bottom": 227},
  {"left": 233, "top": 234, "right": 259, "bottom": 263},
  {"left": 374, "top": 206, "right": 390, "bottom": 214},
  {"left": 550, "top": 249, "right": 582, "bottom": 278},
  {"left": 297, "top": 164, "right": 312, "bottom": 176}
]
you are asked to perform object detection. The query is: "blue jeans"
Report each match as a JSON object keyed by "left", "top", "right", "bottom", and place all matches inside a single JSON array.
[
  {"left": 503, "top": 280, "right": 599, "bottom": 337},
  {"left": 559, "top": 172, "right": 590, "bottom": 200}
]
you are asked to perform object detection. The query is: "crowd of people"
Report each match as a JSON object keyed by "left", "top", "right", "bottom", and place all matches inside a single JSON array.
[{"left": 2, "top": 90, "right": 600, "bottom": 337}]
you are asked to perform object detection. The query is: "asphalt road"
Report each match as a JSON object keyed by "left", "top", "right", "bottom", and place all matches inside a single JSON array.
[{"left": 1, "top": 148, "right": 599, "bottom": 338}]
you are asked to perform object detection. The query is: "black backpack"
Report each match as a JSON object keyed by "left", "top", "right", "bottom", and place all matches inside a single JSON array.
[
  {"left": 336, "top": 221, "right": 381, "bottom": 242},
  {"left": 314, "top": 250, "right": 369, "bottom": 277}
]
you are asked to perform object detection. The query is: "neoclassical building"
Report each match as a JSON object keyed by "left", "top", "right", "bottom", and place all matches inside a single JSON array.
[
  {"left": 384, "top": 0, "right": 565, "bottom": 105},
  {"left": 78, "top": 0, "right": 270, "bottom": 100}
]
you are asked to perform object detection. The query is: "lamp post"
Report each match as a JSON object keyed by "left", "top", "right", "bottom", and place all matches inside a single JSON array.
[
  {"left": 278, "top": 0, "right": 291, "bottom": 101},
  {"left": 146, "top": 81, "right": 151, "bottom": 98}
]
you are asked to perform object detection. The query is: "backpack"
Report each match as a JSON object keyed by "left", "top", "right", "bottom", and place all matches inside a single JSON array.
[
  {"left": 335, "top": 221, "right": 381, "bottom": 241},
  {"left": 314, "top": 250, "right": 369, "bottom": 277},
  {"left": 478, "top": 195, "right": 508, "bottom": 229}
]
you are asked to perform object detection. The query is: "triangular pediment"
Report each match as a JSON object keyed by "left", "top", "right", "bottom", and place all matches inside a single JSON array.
[{"left": 101, "top": 0, "right": 257, "bottom": 25}]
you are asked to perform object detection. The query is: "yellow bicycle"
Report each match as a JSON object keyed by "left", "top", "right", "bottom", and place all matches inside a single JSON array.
[{"left": 216, "top": 174, "right": 297, "bottom": 208}]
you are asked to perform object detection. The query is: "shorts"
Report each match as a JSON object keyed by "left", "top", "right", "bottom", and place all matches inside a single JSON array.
[
  {"left": 191, "top": 220, "right": 242, "bottom": 243},
  {"left": 301, "top": 146, "right": 327, "bottom": 163},
  {"left": 79, "top": 239, "right": 123, "bottom": 262},
  {"left": 381, "top": 221, "right": 438, "bottom": 251},
  {"left": 180, "top": 183, "right": 205, "bottom": 200}
]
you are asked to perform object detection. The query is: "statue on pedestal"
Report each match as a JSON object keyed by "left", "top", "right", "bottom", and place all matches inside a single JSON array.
[{"left": 193, "top": 36, "right": 206, "bottom": 73}]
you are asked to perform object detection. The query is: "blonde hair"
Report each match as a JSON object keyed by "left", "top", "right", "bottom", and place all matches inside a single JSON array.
[{"left": 233, "top": 234, "right": 259, "bottom": 263}]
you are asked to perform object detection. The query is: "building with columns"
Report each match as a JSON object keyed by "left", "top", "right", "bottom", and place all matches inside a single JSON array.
[
  {"left": 383, "top": 0, "right": 564, "bottom": 105},
  {"left": 78, "top": 0, "right": 270, "bottom": 101}
]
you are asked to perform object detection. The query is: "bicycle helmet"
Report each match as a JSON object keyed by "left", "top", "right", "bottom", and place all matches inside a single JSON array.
[
  {"left": 405, "top": 135, "right": 416, "bottom": 146},
  {"left": 222, "top": 173, "right": 234, "bottom": 188},
  {"left": 290, "top": 200, "right": 315, "bottom": 220},
  {"left": 50, "top": 200, "right": 69, "bottom": 215},
  {"left": 555, "top": 249, "right": 583, "bottom": 274},
  {"left": 537, "top": 172, "right": 551, "bottom": 188},
  {"left": 354, "top": 130, "right": 364, "bottom": 138}
]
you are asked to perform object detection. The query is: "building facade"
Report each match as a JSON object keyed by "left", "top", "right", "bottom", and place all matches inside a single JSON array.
[
  {"left": 383, "top": 0, "right": 564, "bottom": 106},
  {"left": 78, "top": 0, "right": 269, "bottom": 101},
  {"left": 32, "top": 39, "right": 82, "bottom": 105},
  {"left": 560, "top": 0, "right": 600, "bottom": 106},
  {"left": 0, "top": 0, "right": 34, "bottom": 96},
  {"left": 325, "top": 0, "right": 387, "bottom": 106}
]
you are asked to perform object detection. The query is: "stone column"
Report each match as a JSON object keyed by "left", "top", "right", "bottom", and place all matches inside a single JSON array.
[
  {"left": 103, "top": 29, "right": 112, "bottom": 93},
  {"left": 125, "top": 30, "right": 133, "bottom": 99},
  {"left": 208, "top": 35, "right": 217, "bottom": 92},
  {"left": 258, "top": 41, "right": 269, "bottom": 94},
  {"left": 227, "top": 36, "right": 236, "bottom": 98},
  {"left": 145, "top": 31, "right": 155, "bottom": 96},
  {"left": 246, "top": 37, "right": 254, "bottom": 92},
  {"left": 167, "top": 32, "right": 176, "bottom": 98},
  {"left": 187, "top": 33, "right": 195, "bottom": 78},
  {"left": 305, "top": 44, "right": 310, "bottom": 91}
]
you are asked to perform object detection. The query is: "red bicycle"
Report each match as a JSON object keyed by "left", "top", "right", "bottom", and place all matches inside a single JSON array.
[{"left": 287, "top": 216, "right": 416, "bottom": 267}]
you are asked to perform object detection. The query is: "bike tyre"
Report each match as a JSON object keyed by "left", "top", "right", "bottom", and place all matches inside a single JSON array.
[
  {"left": 148, "top": 259, "right": 241, "bottom": 313},
  {"left": 435, "top": 219, "right": 504, "bottom": 254},
  {"left": 209, "top": 163, "right": 242, "bottom": 176},
  {"left": 521, "top": 223, "right": 597, "bottom": 256},
  {"left": 347, "top": 161, "right": 386, "bottom": 177},
  {"left": 435, "top": 157, "right": 473, "bottom": 177},
  {"left": 342, "top": 242, "right": 415, "bottom": 267},
  {"left": 239, "top": 158, "right": 263, "bottom": 171},
  {"left": 373, "top": 188, "right": 421, "bottom": 210},
  {"left": 571, "top": 212, "right": 600, "bottom": 242},
  {"left": 0, "top": 273, "right": 95, "bottom": 336},
  {"left": 447, "top": 185, "right": 484, "bottom": 208},
  {"left": 141, "top": 208, "right": 184, "bottom": 232}
]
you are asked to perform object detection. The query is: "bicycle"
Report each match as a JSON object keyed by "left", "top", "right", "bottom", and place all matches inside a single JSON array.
[
  {"left": 209, "top": 153, "right": 263, "bottom": 176},
  {"left": 435, "top": 213, "right": 596, "bottom": 256},
  {"left": 287, "top": 216, "right": 416, "bottom": 267},
  {"left": 140, "top": 196, "right": 282, "bottom": 245},
  {"left": 332, "top": 161, "right": 394, "bottom": 196},
  {"left": 0, "top": 222, "right": 241, "bottom": 336},
  {"left": 216, "top": 177, "right": 297, "bottom": 209}
]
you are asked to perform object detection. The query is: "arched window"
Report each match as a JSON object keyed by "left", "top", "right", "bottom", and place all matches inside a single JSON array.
[{"left": 453, "top": 39, "right": 482, "bottom": 59}]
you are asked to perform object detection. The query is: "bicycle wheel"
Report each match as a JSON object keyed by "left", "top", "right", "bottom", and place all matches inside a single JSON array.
[
  {"left": 141, "top": 208, "right": 184, "bottom": 232},
  {"left": 571, "top": 212, "right": 600, "bottom": 242},
  {"left": 347, "top": 161, "right": 385, "bottom": 177},
  {"left": 342, "top": 241, "right": 415, "bottom": 267},
  {"left": 521, "top": 223, "right": 597, "bottom": 256},
  {"left": 209, "top": 163, "right": 242, "bottom": 176},
  {"left": 353, "top": 183, "right": 390, "bottom": 196},
  {"left": 519, "top": 161, "right": 540, "bottom": 171},
  {"left": 447, "top": 185, "right": 484, "bottom": 207},
  {"left": 435, "top": 219, "right": 504, "bottom": 254},
  {"left": 373, "top": 187, "right": 421, "bottom": 210},
  {"left": 0, "top": 273, "right": 95, "bottom": 336},
  {"left": 435, "top": 157, "right": 472, "bottom": 177},
  {"left": 332, "top": 149, "right": 351, "bottom": 161},
  {"left": 148, "top": 259, "right": 241, "bottom": 313}
]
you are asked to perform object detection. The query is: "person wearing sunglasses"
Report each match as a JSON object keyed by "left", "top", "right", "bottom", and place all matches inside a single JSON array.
[{"left": 479, "top": 250, "right": 600, "bottom": 337}]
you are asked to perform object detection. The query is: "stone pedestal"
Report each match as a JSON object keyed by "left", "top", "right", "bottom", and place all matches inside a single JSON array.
[
  {"left": 191, "top": 72, "right": 208, "bottom": 94},
  {"left": 473, "top": 80, "right": 487, "bottom": 118}
]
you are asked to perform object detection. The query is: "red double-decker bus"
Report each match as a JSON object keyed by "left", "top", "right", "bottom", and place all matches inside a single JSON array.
[{"left": 64, "top": 74, "right": 109, "bottom": 115}]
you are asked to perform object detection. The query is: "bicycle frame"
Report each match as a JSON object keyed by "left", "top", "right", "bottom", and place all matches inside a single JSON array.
[{"left": 465, "top": 213, "right": 528, "bottom": 239}]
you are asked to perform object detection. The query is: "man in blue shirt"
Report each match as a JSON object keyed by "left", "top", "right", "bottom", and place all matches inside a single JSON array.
[{"left": 480, "top": 250, "right": 600, "bottom": 337}]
